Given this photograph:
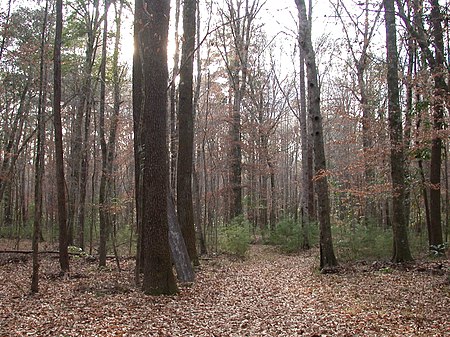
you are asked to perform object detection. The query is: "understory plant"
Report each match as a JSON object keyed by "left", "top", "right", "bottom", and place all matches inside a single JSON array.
[{"left": 218, "top": 215, "right": 251, "bottom": 258}]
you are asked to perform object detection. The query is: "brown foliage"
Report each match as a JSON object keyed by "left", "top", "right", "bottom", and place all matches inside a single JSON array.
[{"left": 1, "top": 245, "right": 449, "bottom": 336}]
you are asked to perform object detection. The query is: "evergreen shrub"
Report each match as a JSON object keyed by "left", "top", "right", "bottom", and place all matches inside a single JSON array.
[{"left": 218, "top": 215, "right": 251, "bottom": 258}]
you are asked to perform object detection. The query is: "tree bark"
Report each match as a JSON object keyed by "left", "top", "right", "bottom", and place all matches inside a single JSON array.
[
  {"left": 53, "top": 0, "right": 69, "bottom": 273},
  {"left": 98, "top": 0, "right": 110, "bottom": 267},
  {"left": 168, "top": 192, "right": 195, "bottom": 283},
  {"left": 295, "top": 0, "right": 337, "bottom": 269},
  {"left": 298, "top": 47, "right": 310, "bottom": 250},
  {"left": 384, "top": 0, "right": 413, "bottom": 262},
  {"left": 169, "top": 0, "right": 181, "bottom": 191},
  {"left": 428, "top": 0, "right": 445, "bottom": 247},
  {"left": 32, "top": 0, "right": 49, "bottom": 293},
  {"left": 177, "top": 0, "right": 199, "bottom": 266},
  {"left": 135, "top": 0, "right": 178, "bottom": 295},
  {"left": 133, "top": 0, "right": 144, "bottom": 284},
  {"left": 395, "top": 0, "right": 447, "bottom": 247}
]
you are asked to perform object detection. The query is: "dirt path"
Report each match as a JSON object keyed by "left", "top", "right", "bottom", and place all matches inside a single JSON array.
[{"left": 1, "top": 245, "right": 449, "bottom": 336}]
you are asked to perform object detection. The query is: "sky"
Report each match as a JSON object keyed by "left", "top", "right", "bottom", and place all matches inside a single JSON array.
[{"left": 118, "top": 0, "right": 335, "bottom": 65}]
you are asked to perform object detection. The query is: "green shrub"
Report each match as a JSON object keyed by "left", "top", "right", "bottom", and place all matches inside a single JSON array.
[
  {"left": 268, "top": 218, "right": 319, "bottom": 253},
  {"left": 333, "top": 224, "right": 393, "bottom": 261},
  {"left": 218, "top": 216, "right": 251, "bottom": 258},
  {"left": 269, "top": 218, "right": 301, "bottom": 253}
]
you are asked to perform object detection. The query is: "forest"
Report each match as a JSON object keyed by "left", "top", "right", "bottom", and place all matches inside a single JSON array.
[{"left": 0, "top": 0, "right": 449, "bottom": 335}]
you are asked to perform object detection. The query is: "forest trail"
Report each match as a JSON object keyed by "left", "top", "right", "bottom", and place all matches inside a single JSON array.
[{"left": 0, "top": 244, "right": 449, "bottom": 336}]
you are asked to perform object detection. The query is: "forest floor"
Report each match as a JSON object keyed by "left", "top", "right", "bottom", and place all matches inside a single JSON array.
[{"left": 0, "top": 243, "right": 449, "bottom": 337}]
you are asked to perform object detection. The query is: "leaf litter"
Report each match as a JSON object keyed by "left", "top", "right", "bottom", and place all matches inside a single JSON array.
[{"left": 0, "top": 245, "right": 448, "bottom": 336}]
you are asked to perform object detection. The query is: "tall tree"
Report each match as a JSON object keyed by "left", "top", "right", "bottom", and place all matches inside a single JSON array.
[
  {"left": 32, "top": 0, "right": 49, "bottom": 293},
  {"left": 427, "top": 0, "right": 445, "bottom": 247},
  {"left": 330, "top": 0, "right": 383, "bottom": 225},
  {"left": 169, "top": 0, "right": 181, "bottom": 190},
  {"left": 133, "top": 0, "right": 144, "bottom": 283},
  {"left": 134, "top": 0, "right": 178, "bottom": 295},
  {"left": 53, "top": 0, "right": 69, "bottom": 273},
  {"left": 98, "top": 0, "right": 110, "bottom": 268},
  {"left": 177, "top": 0, "right": 199, "bottom": 266},
  {"left": 295, "top": 0, "right": 337, "bottom": 269},
  {"left": 298, "top": 48, "right": 311, "bottom": 249},
  {"left": 66, "top": 0, "right": 101, "bottom": 246},
  {"left": 384, "top": 0, "right": 413, "bottom": 262},
  {"left": 395, "top": 0, "right": 447, "bottom": 247},
  {"left": 218, "top": 0, "right": 262, "bottom": 219}
]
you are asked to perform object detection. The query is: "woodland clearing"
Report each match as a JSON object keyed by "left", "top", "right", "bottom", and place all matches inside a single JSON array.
[{"left": 0, "top": 244, "right": 449, "bottom": 337}]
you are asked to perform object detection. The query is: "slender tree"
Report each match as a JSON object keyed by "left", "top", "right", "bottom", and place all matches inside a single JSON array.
[
  {"left": 384, "top": 0, "right": 413, "bottom": 262},
  {"left": 177, "top": 0, "right": 199, "bottom": 266},
  {"left": 427, "top": 0, "right": 445, "bottom": 247},
  {"left": 295, "top": 0, "right": 337, "bottom": 269},
  {"left": 169, "top": 0, "right": 181, "bottom": 190},
  {"left": 395, "top": 0, "right": 447, "bottom": 247},
  {"left": 32, "top": 0, "right": 49, "bottom": 293},
  {"left": 53, "top": 0, "right": 69, "bottom": 273},
  {"left": 133, "top": 0, "right": 144, "bottom": 284},
  {"left": 217, "top": 0, "right": 262, "bottom": 219},
  {"left": 298, "top": 47, "right": 311, "bottom": 249},
  {"left": 98, "top": 0, "right": 110, "bottom": 268}
]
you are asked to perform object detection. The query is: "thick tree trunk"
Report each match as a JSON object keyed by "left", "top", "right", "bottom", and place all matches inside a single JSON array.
[
  {"left": 296, "top": 0, "right": 337, "bottom": 269},
  {"left": 384, "top": 0, "right": 413, "bottom": 262},
  {"left": 136, "top": 0, "right": 178, "bottom": 295},
  {"left": 177, "top": 0, "right": 199, "bottom": 266}
]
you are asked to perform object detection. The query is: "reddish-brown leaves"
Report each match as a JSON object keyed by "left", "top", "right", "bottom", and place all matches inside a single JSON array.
[{"left": 1, "top": 246, "right": 449, "bottom": 336}]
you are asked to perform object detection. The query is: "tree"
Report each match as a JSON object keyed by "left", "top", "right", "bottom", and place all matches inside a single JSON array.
[
  {"left": 98, "top": 0, "right": 111, "bottom": 268},
  {"left": 53, "top": 0, "right": 69, "bottom": 273},
  {"left": 133, "top": 0, "right": 144, "bottom": 283},
  {"left": 177, "top": 0, "right": 199, "bottom": 266},
  {"left": 298, "top": 48, "right": 311, "bottom": 249},
  {"left": 134, "top": 0, "right": 178, "bottom": 295},
  {"left": 295, "top": 0, "right": 337, "bottom": 269},
  {"left": 65, "top": 0, "right": 102, "bottom": 247},
  {"left": 330, "top": 0, "right": 384, "bottom": 225},
  {"left": 427, "top": 0, "right": 445, "bottom": 248},
  {"left": 31, "top": 0, "right": 49, "bottom": 293},
  {"left": 384, "top": 0, "right": 413, "bottom": 262},
  {"left": 395, "top": 0, "right": 446, "bottom": 248},
  {"left": 217, "top": 0, "right": 263, "bottom": 219}
]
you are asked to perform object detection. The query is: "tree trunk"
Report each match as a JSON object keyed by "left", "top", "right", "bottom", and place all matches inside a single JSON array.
[
  {"left": 395, "top": 0, "right": 447, "bottom": 248},
  {"left": 384, "top": 0, "right": 413, "bottom": 262},
  {"left": 428, "top": 0, "right": 445, "bottom": 247},
  {"left": 32, "top": 0, "right": 49, "bottom": 293},
  {"left": 298, "top": 47, "right": 310, "bottom": 250},
  {"left": 295, "top": 0, "right": 337, "bottom": 269},
  {"left": 169, "top": 0, "right": 181, "bottom": 191},
  {"left": 133, "top": 0, "right": 144, "bottom": 283},
  {"left": 53, "top": 0, "right": 69, "bottom": 273},
  {"left": 135, "top": 0, "right": 178, "bottom": 295},
  {"left": 177, "top": 0, "right": 199, "bottom": 266},
  {"left": 193, "top": 3, "right": 207, "bottom": 256},
  {"left": 218, "top": 0, "right": 262, "bottom": 219},
  {"left": 98, "top": 0, "right": 110, "bottom": 267},
  {"left": 168, "top": 192, "right": 195, "bottom": 283}
]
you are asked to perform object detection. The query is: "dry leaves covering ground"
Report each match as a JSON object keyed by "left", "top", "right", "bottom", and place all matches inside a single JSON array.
[{"left": 0, "top": 245, "right": 449, "bottom": 337}]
